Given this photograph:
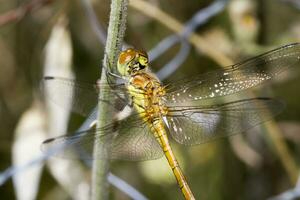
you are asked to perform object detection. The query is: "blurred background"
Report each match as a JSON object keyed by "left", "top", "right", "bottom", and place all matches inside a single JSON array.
[{"left": 0, "top": 0, "right": 300, "bottom": 199}]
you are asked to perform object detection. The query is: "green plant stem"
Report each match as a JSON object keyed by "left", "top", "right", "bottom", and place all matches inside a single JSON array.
[{"left": 91, "top": 1, "right": 128, "bottom": 200}]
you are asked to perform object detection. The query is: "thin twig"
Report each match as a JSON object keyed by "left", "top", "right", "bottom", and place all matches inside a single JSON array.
[
  {"left": 149, "top": 0, "right": 227, "bottom": 80},
  {"left": 108, "top": 174, "right": 148, "bottom": 200},
  {"left": 279, "top": 0, "right": 300, "bottom": 9},
  {"left": 264, "top": 121, "right": 299, "bottom": 183},
  {"left": 80, "top": 0, "right": 107, "bottom": 45},
  {"left": 0, "top": 0, "right": 53, "bottom": 26},
  {"left": 129, "top": 0, "right": 233, "bottom": 66},
  {"left": 91, "top": 1, "right": 128, "bottom": 200}
]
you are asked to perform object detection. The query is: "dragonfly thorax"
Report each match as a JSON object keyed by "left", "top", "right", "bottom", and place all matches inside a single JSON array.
[
  {"left": 127, "top": 72, "right": 168, "bottom": 123},
  {"left": 117, "top": 48, "right": 149, "bottom": 77}
]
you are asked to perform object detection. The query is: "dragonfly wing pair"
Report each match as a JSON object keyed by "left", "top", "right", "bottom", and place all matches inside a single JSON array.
[
  {"left": 42, "top": 43, "right": 300, "bottom": 160},
  {"left": 165, "top": 43, "right": 300, "bottom": 104},
  {"left": 43, "top": 76, "right": 163, "bottom": 160},
  {"left": 166, "top": 98, "right": 284, "bottom": 145},
  {"left": 43, "top": 76, "right": 129, "bottom": 116},
  {"left": 42, "top": 109, "right": 163, "bottom": 160},
  {"left": 163, "top": 43, "right": 300, "bottom": 145}
]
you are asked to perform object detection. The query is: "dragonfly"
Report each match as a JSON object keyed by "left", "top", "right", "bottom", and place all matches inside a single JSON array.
[{"left": 42, "top": 43, "right": 300, "bottom": 200}]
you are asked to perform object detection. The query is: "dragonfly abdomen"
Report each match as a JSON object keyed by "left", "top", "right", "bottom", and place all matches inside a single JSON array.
[
  {"left": 128, "top": 70, "right": 194, "bottom": 199},
  {"left": 151, "top": 120, "right": 195, "bottom": 200}
]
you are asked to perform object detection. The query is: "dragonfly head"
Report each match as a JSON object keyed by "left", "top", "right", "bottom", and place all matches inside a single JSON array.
[{"left": 117, "top": 48, "right": 149, "bottom": 76}]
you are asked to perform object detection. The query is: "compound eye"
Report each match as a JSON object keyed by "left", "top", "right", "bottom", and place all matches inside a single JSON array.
[
  {"left": 138, "top": 50, "right": 148, "bottom": 60},
  {"left": 118, "top": 48, "right": 136, "bottom": 65},
  {"left": 138, "top": 56, "right": 148, "bottom": 67}
]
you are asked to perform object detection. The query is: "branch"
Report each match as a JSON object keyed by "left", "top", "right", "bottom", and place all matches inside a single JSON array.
[
  {"left": 129, "top": 0, "right": 233, "bottom": 66},
  {"left": 0, "top": 0, "right": 53, "bottom": 26},
  {"left": 91, "top": 1, "right": 128, "bottom": 200}
]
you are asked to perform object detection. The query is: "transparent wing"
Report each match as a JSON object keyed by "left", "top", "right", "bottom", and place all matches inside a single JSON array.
[
  {"left": 42, "top": 76, "right": 130, "bottom": 116},
  {"left": 165, "top": 43, "right": 300, "bottom": 105},
  {"left": 166, "top": 98, "right": 284, "bottom": 145},
  {"left": 41, "top": 113, "right": 163, "bottom": 161}
]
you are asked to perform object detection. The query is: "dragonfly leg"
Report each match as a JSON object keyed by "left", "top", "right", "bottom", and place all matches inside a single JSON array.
[{"left": 107, "top": 70, "right": 123, "bottom": 80}]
